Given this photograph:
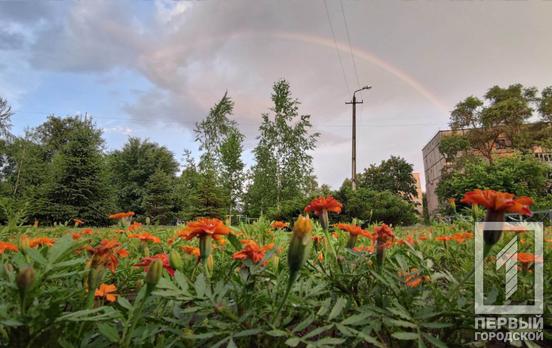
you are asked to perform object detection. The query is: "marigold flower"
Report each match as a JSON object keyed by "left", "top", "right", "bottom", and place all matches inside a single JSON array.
[
  {"left": 335, "top": 223, "right": 371, "bottom": 249},
  {"left": 399, "top": 269, "right": 430, "bottom": 288},
  {"left": 515, "top": 253, "right": 543, "bottom": 264},
  {"left": 0, "top": 241, "right": 18, "bottom": 254},
  {"left": 435, "top": 235, "right": 453, "bottom": 242},
  {"left": 372, "top": 224, "right": 395, "bottom": 268},
  {"left": 72, "top": 233, "right": 82, "bottom": 240},
  {"left": 29, "top": 237, "right": 55, "bottom": 248},
  {"left": 353, "top": 244, "right": 374, "bottom": 253},
  {"left": 178, "top": 218, "right": 231, "bottom": 242},
  {"left": 109, "top": 211, "right": 135, "bottom": 220},
  {"left": 271, "top": 221, "right": 289, "bottom": 230},
  {"left": 181, "top": 246, "right": 200, "bottom": 259},
  {"left": 461, "top": 189, "right": 533, "bottom": 216},
  {"left": 74, "top": 218, "right": 84, "bottom": 227},
  {"left": 86, "top": 239, "right": 128, "bottom": 273},
  {"left": 232, "top": 240, "right": 275, "bottom": 264},
  {"left": 128, "top": 232, "right": 161, "bottom": 244},
  {"left": 304, "top": 195, "right": 342, "bottom": 216},
  {"left": 135, "top": 253, "right": 175, "bottom": 277},
  {"left": 127, "top": 222, "right": 142, "bottom": 232},
  {"left": 95, "top": 283, "right": 117, "bottom": 302},
  {"left": 82, "top": 228, "right": 93, "bottom": 235}
]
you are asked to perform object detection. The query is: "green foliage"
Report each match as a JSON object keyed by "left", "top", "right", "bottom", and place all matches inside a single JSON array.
[
  {"left": 337, "top": 186, "right": 418, "bottom": 226},
  {"left": 357, "top": 156, "right": 417, "bottom": 202},
  {"left": 437, "top": 155, "right": 551, "bottom": 208},
  {"left": 144, "top": 170, "right": 177, "bottom": 225},
  {"left": 245, "top": 80, "right": 319, "bottom": 216},
  {"left": 108, "top": 138, "right": 179, "bottom": 218},
  {"left": 438, "top": 135, "right": 470, "bottom": 163}
]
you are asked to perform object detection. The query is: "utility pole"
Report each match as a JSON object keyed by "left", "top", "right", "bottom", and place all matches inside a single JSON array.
[{"left": 346, "top": 86, "right": 372, "bottom": 191}]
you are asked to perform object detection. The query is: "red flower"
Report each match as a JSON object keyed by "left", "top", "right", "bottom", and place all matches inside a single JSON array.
[
  {"left": 461, "top": 189, "right": 533, "bottom": 216},
  {"left": 232, "top": 240, "right": 275, "bottom": 264},
  {"left": 304, "top": 195, "right": 343, "bottom": 216},
  {"left": 86, "top": 239, "right": 128, "bottom": 273},
  {"left": 127, "top": 222, "right": 142, "bottom": 232},
  {"left": 0, "top": 241, "right": 18, "bottom": 254},
  {"left": 135, "top": 253, "right": 175, "bottom": 277},
  {"left": 128, "top": 232, "right": 161, "bottom": 244},
  {"left": 178, "top": 218, "right": 231, "bottom": 242},
  {"left": 372, "top": 224, "right": 395, "bottom": 245},
  {"left": 515, "top": 253, "right": 543, "bottom": 264},
  {"left": 83, "top": 228, "right": 93, "bottom": 235}
]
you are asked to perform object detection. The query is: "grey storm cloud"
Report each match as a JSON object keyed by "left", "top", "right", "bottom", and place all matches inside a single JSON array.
[
  {"left": 2, "top": 0, "right": 552, "bottom": 187},
  {"left": 0, "top": 29, "right": 24, "bottom": 50}
]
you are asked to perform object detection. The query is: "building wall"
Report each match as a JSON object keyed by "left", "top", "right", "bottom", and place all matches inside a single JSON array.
[{"left": 422, "top": 130, "right": 552, "bottom": 216}]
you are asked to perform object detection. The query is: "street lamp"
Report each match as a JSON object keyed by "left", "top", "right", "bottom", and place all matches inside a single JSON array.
[{"left": 347, "top": 85, "right": 372, "bottom": 191}]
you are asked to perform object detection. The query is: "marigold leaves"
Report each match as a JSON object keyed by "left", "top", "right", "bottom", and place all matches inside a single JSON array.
[
  {"left": 117, "top": 296, "right": 132, "bottom": 311},
  {"left": 233, "top": 328, "right": 263, "bottom": 338},
  {"left": 391, "top": 331, "right": 419, "bottom": 340},
  {"left": 420, "top": 322, "right": 453, "bottom": 329},
  {"left": 328, "top": 297, "right": 347, "bottom": 321},
  {"left": 266, "top": 329, "right": 288, "bottom": 337},
  {"left": 302, "top": 324, "right": 334, "bottom": 339},
  {"left": 57, "top": 306, "right": 122, "bottom": 322},
  {"left": 316, "top": 298, "right": 332, "bottom": 316},
  {"left": 227, "top": 233, "right": 242, "bottom": 251},
  {"left": 194, "top": 274, "right": 208, "bottom": 298},
  {"left": 384, "top": 318, "right": 417, "bottom": 329},
  {"left": 422, "top": 333, "right": 447, "bottom": 348},
  {"left": 340, "top": 313, "right": 371, "bottom": 326},
  {"left": 47, "top": 234, "right": 78, "bottom": 265},
  {"left": 284, "top": 337, "right": 301, "bottom": 347},
  {"left": 313, "top": 337, "right": 346, "bottom": 346},
  {"left": 291, "top": 314, "right": 315, "bottom": 333},
  {"left": 25, "top": 247, "right": 48, "bottom": 265},
  {"left": 97, "top": 322, "right": 120, "bottom": 343}
]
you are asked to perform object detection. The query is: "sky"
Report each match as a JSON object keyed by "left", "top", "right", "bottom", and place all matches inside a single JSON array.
[{"left": 1, "top": 0, "right": 551, "bottom": 191}]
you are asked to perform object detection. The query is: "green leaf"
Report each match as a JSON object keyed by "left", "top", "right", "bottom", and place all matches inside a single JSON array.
[
  {"left": 420, "top": 322, "right": 453, "bottom": 329},
  {"left": 266, "top": 329, "right": 288, "bottom": 337},
  {"left": 234, "top": 328, "right": 262, "bottom": 337},
  {"left": 385, "top": 318, "right": 417, "bottom": 329},
  {"left": 47, "top": 234, "right": 76, "bottom": 264},
  {"left": 292, "top": 314, "right": 314, "bottom": 333},
  {"left": 316, "top": 298, "right": 332, "bottom": 316},
  {"left": 341, "top": 313, "right": 371, "bottom": 326},
  {"left": 392, "top": 332, "right": 419, "bottom": 340},
  {"left": 422, "top": 333, "right": 448, "bottom": 348},
  {"left": 117, "top": 297, "right": 132, "bottom": 311},
  {"left": 313, "top": 337, "right": 346, "bottom": 346},
  {"left": 303, "top": 324, "right": 334, "bottom": 339},
  {"left": 285, "top": 337, "right": 301, "bottom": 347},
  {"left": 328, "top": 297, "right": 347, "bottom": 321},
  {"left": 97, "top": 323, "right": 119, "bottom": 343}
]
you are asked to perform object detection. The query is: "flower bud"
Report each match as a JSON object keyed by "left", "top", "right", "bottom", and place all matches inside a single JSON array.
[
  {"left": 19, "top": 236, "right": 30, "bottom": 250},
  {"left": 87, "top": 265, "right": 105, "bottom": 292},
  {"left": 169, "top": 250, "right": 183, "bottom": 271},
  {"left": 145, "top": 259, "right": 163, "bottom": 287},
  {"left": 16, "top": 266, "right": 35, "bottom": 292},
  {"left": 288, "top": 215, "right": 313, "bottom": 283}
]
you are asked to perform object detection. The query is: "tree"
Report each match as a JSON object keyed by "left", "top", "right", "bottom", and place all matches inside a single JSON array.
[
  {"left": 245, "top": 80, "right": 319, "bottom": 216},
  {"left": 0, "top": 97, "right": 13, "bottom": 139},
  {"left": 144, "top": 169, "right": 177, "bottom": 225},
  {"left": 336, "top": 183, "right": 418, "bottom": 226},
  {"left": 175, "top": 150, "right": 201, "bottom": 221},
  {"left": 108, "top": 138, "right": 179, "bottom": 216},
  {"left": 195, "top": 93, "right": 245, "bottom": 214},
  {"left": 449, "top": 84, "right": 540, "bottom": 162},
  {"left": 357, "top": 156, "right": 417, "bottom": 202},
  {"left": 35, "top": 117, "right": 113, "bottom": 225},
  {"left": 438, "top": 135, "right": 470, "bottom": 164},
  {"left": 436, "top": 155, "right": 551, "bottom": 209}
]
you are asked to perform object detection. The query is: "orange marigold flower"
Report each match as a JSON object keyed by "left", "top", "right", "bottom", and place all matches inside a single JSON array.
[
  {"left": 353, "top": 244, "right": 375, "bottom": 253},
  {"left": 0, "top": 241, "right": 18, "bottom": 254},
  {"left": 83, "top": 228, "right": 93, "bottom": 235},
  {"left": 72, "top": 233, "right": 82, "bottom": 240},
  {"left": 86, "top": 239, "right": 127, "bottom": 273},
  {"left": 128, "top": 232, "right": 161, "bottom": 244},
  {"left": 312, "top": 235, "right": 324, "bottom": 244},
  {"left": 178, "top": 218, "right": 231, "bottom": 242},
  {"left": 435, "top": 235, "right": 453, "bottom": 242},
  {"left": 335, "top": 223, "right": 371, "bottom": 237},
  {"left": 232, "top": 240, "right": 275, "bottom": 264},
  {"left": 109, "top": 211, "right": 135, "bottom": 220},
  {"left": 181, "top": 246, "right": 200, "bottom": 259},
  {"left": 516, "top": 253, "right": 543, "bottom": 264},
  {"left": 74, "top": 218, "right": 84, "bottom": 226},
  {"left": 461, "top": 189, "right": 533, "bottom": 216},
  {"left": 399, "top": 269, "right": 429, "bottom": 288},
  {"left": 95, "top": 283, "right": 117, "bottom": 302},
  {"left": 29, "top": 237, "right": 55, "bottom": 248},
  {"left": 304, "top": 195, "right": 343, "bottom": 216},
  {"left": 127, "top": 222, "right": 142, "bottom": 232},
  {"left": 271, "top": 221, "right": 289, "bottom": 229},
  {"left": 135, "top": 253, "right": 175, "bottom": 277}
]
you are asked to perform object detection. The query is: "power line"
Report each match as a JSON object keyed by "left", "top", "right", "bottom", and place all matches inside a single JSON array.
[
  {"left": 339, "top": 0, "right": 361, "bottom": 89},
  {"left": 323, "top": 0, "right": 351, "bottom": 96}
]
